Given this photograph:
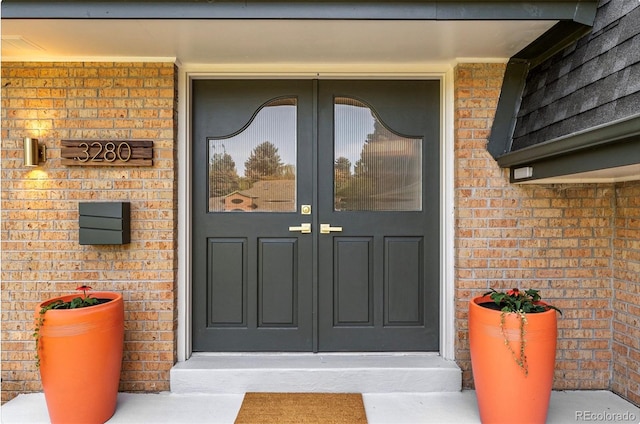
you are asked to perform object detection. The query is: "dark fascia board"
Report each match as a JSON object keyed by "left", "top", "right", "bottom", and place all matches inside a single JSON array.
[
  {"left": 513, "top": 19, "right": 595, "bottom": 68},
  {"left": 1, "top": 1, "right": 598, "bottom": 20},
  {"left": 486, "top": 59, "right": 530, "bottom": 158},
  {"left": 498, "top": 114, "right": 640, "bottom": 183},
  {"left": 497, "top": 113, "right": 640, "bottom": 167},
  {"left": 505, "top": 138, "right": 640, "bottom": 183}
]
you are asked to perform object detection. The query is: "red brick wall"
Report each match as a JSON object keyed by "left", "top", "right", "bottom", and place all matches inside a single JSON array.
[
  {"left": 454, "top": 63, "right": 617, "bottom": 392},
  {"left": 1, "top": 62, "right": 178, "bottom": 402},
  {"left": 612, "top": 182, "right": 640, "bottom": 405}
]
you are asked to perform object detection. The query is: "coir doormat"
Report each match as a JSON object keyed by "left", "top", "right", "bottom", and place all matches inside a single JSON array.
[{"left": 234, "top": 392, "right": 368, "bottom": 424}]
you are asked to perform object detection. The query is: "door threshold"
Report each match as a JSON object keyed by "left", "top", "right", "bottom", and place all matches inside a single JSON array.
[{"left": 170, "top": 352, "right": 461, "bottom": 394}]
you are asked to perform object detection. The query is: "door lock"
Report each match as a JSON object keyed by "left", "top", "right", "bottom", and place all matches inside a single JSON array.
[
  {"left": 320, "top": 224, "right": 343, "bottom": 234},
  {"left": 289, "top": 223, "right": 312, "bottom": 234}
]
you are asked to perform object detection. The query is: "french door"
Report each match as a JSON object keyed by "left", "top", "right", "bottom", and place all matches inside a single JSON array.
[{"left": 192, "top": 79, "right": 440, "bottom": 352}]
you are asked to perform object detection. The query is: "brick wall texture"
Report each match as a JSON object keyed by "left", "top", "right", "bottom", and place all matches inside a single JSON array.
[
  {"left": 1, "top": 61, "right": 638, "bottom": 406},
  {"left": 1, "top": 62, "right": 178, "bottom": 403},
  {"left": 454, "top": 63, "right": 640, "bottom": 406},
  {"left": 611, "top": 182, "right": 640, "bottom": 405}
]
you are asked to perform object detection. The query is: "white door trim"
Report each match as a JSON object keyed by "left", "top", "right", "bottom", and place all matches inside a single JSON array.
[{"left": 176, "top": 66, "right": 456, "bottom": 362}]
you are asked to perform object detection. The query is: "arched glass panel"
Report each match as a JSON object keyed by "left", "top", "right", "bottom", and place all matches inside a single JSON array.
[
  {"left": 334, "top": 97, "right": 422, "bottom": 211},
  {"left": 208, "top": 98, "right": 297, "bottom": 213}
]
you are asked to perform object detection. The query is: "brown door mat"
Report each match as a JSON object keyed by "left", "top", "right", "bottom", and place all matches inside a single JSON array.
[{"left": 234, "top": 392, "right": 368, "bottom": 424}]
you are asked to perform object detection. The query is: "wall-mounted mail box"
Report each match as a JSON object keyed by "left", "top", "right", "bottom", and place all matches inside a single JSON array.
[{"left": 79, "top": 202, "right": 131, "bottom": 245}]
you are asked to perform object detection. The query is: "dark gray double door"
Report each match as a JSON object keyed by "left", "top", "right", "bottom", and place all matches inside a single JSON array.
[{"left": 192, "top": 79, "right": 440, "bottom": 352}]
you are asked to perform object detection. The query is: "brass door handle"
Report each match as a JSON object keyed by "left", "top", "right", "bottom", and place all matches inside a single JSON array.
[
  {"left": 320, "top": 224, "right": 343, "bottom": 234},
  {"left": 289, "top": 223, "right": 311, "bottom": 234}
]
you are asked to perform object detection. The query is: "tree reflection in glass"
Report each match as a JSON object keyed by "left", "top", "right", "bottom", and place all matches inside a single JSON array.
[
  {"left": 208, "top": 98, "right": 297, "bottom": 213},
  {"left": 334, "top": 97, "right": 422, "bottom": 211}
]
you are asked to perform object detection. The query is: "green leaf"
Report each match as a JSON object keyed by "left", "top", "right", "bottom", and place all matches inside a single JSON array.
[
  {"left": 85, "top": 297, "right": 99, "bottom": 306},
  {"left": 525, "top": 289, "right": 541, "bottom": 302},
  {"left": 69, "top": 297, "right": 84, "bottom": 308},
  {"left": 547, "top": 305, "right": 563, "bottom": 315}
]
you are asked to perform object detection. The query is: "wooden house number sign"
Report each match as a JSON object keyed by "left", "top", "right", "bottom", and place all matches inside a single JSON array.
[{"left": 61, "top": 140, "right": 153, "bottom": 166}]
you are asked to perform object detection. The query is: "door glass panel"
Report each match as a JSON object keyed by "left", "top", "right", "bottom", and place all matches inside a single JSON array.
[
  {"left": 208, "top": 98, "right": 297, "bottom": 212},
  {"left": 334, "top": 97, "right": 422, "bottom": 211}
]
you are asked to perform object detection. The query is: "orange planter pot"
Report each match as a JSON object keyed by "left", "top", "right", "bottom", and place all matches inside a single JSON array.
[
  {"left": 36, "top": 292, "right": 124, "bottom": 424},
  {"left": 469, "top": 296, "right": 557, "bottom": 424}
]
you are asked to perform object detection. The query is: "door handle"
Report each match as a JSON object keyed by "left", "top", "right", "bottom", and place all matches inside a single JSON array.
[
  {"left": 289, "top": 223, "right": 311, "bottom": 234},
  {"left": 320, "top": 223, "right": 343, "bottom": 234}
]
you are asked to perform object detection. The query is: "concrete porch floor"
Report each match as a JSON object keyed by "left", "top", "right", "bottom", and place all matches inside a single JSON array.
[{"left": 2, "top": 390, "right": 639, "bottom": 424}]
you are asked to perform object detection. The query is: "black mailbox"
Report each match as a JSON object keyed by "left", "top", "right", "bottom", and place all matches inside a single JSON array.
[{"left": 79, "top": 202, "right": 131, "bottom": 245}]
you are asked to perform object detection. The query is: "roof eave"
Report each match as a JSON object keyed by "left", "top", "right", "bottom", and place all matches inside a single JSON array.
[
  {"left": 497, "top": 114, "right": 640, "bottom": 183},
  {"left": 0, "top": 0, "right": 601, "bottom": 20}
]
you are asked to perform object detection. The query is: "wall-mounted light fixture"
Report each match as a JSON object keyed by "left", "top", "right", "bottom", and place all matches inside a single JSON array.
[
  {"left": 513, "top": 166, "right": 533, "bottom": 180},
  {"left": 23, "top": 137, "right": 46, "bottom": 167}
]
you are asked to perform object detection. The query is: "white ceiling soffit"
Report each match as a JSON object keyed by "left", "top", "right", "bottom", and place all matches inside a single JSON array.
[{"left": 1, "top": 19, "right": 556, "bottom": 66}]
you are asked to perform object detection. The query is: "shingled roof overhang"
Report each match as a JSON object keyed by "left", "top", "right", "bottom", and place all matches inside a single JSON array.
[
  {"left": 496, "top": 113, "right": 640, "bottom": 183},
  {"left": 489, "top": 1, "right": 640, "bottom": 184}
]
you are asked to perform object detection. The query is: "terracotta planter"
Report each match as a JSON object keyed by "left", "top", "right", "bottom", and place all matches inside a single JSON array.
[
  {"left": 36, "top": 292, "right": 124, "bottom": 424},
  {"left": 469, "top": 295, "right": 557, "bottom": 424}
]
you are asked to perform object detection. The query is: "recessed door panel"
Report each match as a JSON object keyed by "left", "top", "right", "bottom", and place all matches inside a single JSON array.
[
  {"left": 259, "top": 238, "right": 298, "bottom": 327},
  {"left": 385, "top": 237, "right": 424, "bottom": 326},
  {"left": 207, "top": 238, "right": 246, "bottom": 326},
  {"left": 334, "top": 237, "right": 373, "bottom": 326}
]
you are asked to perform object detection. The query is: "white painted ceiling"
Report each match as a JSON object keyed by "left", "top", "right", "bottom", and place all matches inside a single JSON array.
[{"left": 1, "top": 19, "right": 556, "bottom": 67}]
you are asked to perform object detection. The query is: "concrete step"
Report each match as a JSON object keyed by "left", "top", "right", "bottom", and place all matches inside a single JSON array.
[{"left": 170, "top": 352, "right": 461, "bottom": 394}]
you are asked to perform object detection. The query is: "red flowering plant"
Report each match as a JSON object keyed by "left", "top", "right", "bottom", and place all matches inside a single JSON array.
[
  {"left": 481, "top": 288, "right": 562, "bottom": 374},
  {"left": 34, "top": 286, "right": 100, "bottom": 366}
]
